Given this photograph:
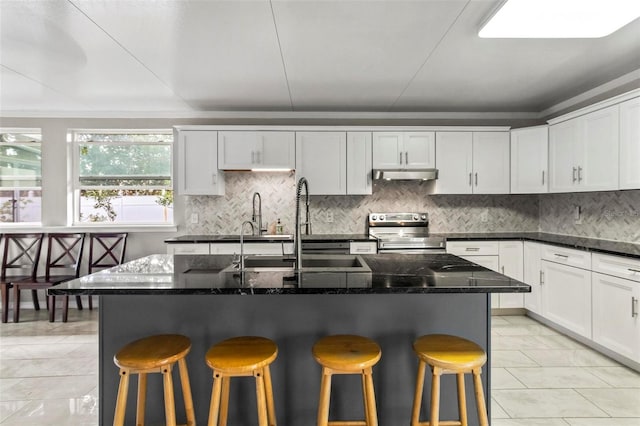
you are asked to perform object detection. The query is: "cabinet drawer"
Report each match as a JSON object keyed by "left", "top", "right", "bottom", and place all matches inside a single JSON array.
[
  {"left": 349, "top": 242, "right": 377, "bottom": 254},
  {"left": 592, "top": 253, "right": 640, "bottom": 282},
  {"left": 541, "top": 244, "right": 591, "bottom": 270},
  {"left": 167, "top": 244, "right": 210, "bottom": 255},
  {"left": 447, "top": 241, "right": 499, "bottom": 256}
]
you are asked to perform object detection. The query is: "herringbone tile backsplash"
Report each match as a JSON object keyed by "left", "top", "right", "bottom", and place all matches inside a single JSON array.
[
  {"left": 185, "top": 172, "right": 540, "bottom": 235},
  {"left": 539, "top": 190, "right": 640, "bottom": 242},
  {"left": 186, "top": 173, "right": 639, "bottom": 242}
]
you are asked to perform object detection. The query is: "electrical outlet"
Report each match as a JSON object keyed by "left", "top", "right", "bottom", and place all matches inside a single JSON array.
[
  {"left": 480, "top": 209, "right": 489, "bottom": 223},
  {"left": 326, "top": 211, "right": 334, "bottom": 223},
  {"left": 574, "top": 205, "right": 582, "bottom": 224},
  {"left": 190, "top": 213, "right": 199, "bottom": 224}
]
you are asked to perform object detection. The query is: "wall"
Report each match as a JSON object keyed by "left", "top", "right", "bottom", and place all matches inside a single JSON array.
[
  {"left": 539, "top": 190, "right": 640, "bottom": 243},
  {"left": 185, "top": 172, "right": 540, "bottom": 235}
]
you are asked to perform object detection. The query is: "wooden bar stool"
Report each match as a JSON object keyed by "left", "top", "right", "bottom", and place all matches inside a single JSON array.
[
  {"left": 205, "top": 336, "right": 278, "bottom": 426},
  {"left": 410, "top": 334, "right": 489, "bottom": 426},
  {"left": 312, "top": 334, "right": 381, "bottom": 426},
  {"left": 113, "top": 334, "right": 195, "bottom": 426}
]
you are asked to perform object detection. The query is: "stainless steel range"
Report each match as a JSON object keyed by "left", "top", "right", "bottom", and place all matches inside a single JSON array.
[{"left": 367, "top": 212, "right": 446, "bottom": 253}]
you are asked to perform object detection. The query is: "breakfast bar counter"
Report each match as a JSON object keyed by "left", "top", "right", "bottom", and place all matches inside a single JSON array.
[{"left": 51, "top": 253, "right": 529, "bottom": 426}]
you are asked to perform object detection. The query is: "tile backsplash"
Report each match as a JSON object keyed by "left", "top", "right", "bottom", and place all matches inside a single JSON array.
[
  {"left": 539, "top": 190, "right": 640, "bottom": 243},
  {"left": 185, "top": 172, "right": 540, "bottom": 235}
]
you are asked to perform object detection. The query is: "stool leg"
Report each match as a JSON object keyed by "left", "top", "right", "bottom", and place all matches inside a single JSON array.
[
  {"left": 219, "top": 376, "right": 230, "bottom": 426},
  {"left": 0, "top": 283, "right": 9, "bottom": 323},
  {"left": 317, "top": 367, "right": 332, "bottom": 426},
  {"left": 457, "top": 373, "right": 468, "bottom": 426},
  {"left": 178, "top": 358, "right": 196, "bottom": 426},
  {"left": 254, "top": 369, "right": 268, "bottom": 426},
  {"left": 472, "top": 367, "right": 489, "bottom": 426},
  {"left": 361, "top": 373, "right": 370, "bottom": 425},
  {"left": 363, "top": 367, "right": 378, "bottom": 426},
  {"left": 263, "top": 365, "right": 277, "bottom": 426},
  {"left": 48, "top": 295, "right": 55, "bottom": 322},
  {"left": 162, "top": 365, "right": 177, "bottom": 426},
  {"left": 13, "top": 287, "right": 20, "bottom": 323},
  {"left": 429, "top": 367, "right": 441, "bottom": 426},
  {"left": 411, "top": 359, "right": 426, "bottom": 426},
  {"left": 136, "top": 372, "right": 147, "bottom": 426},
  {"left": 113, "top": 369, "right": 130, "bottom": 426},
  {"left": 208, "top": 372, "right": 223, "bottom": 426},
  {"left": 62, "top": 296, "right": 69, "bottom": 323},
  {"left": 31, "top": 290, "right": 40, "bottom": 310}
]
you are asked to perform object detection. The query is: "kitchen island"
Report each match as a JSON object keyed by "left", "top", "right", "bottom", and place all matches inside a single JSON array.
[{"left": 51, "top": 253, "right": 530, "bottom": 426}]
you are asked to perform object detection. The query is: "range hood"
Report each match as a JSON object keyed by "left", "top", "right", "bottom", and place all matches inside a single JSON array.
[{"left": 373, "top": 169, "right": 438, "bottom": 181}]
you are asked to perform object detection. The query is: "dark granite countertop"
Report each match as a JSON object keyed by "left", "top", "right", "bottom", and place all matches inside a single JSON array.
[
  {"left": 442, "top": 232, "right": 640, "bottom": 258},
  {"left": 165, "top": 234, "right": 375, "bottom": 243},
  {"left": 49, "top": 253, "right": 530, "bottom": 296},
  {"left": 166, "top": 232, "right": 639, "bottom": 258}
]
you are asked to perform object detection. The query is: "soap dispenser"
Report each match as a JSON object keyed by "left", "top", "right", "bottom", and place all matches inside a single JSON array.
[{"left": 276, "top": 218, "right": 284, "bottom": 235}]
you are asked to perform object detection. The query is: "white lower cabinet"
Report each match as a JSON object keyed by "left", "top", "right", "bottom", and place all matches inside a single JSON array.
[
  {"left": 592, "top": 272, "right": 640, "bottom": 362},
  {"left": 541, "top": 259, "right": 592, "bottom": 339},
  {"left": 448, "top": 240, "right": 523, "bottom": 309},
  {"left": 167, "top": 244, "right": 210, "bottom": 255},
  {"left": 523, "top": 241, "right": 543, "bottom": 315},
  {"left": 498, "top": 241, "right": 524, "bottom": 308},
  {"left": 209, "top": 243, "right": 294, "bottom": 255}
]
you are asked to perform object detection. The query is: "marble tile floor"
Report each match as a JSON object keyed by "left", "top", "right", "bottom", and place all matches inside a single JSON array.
[{"left": 1, "top": 311, "right": 639, "bottom": 425}]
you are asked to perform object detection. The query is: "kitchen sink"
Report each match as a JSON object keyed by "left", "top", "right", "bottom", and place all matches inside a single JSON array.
[{"left": 222, "top": 254, "right": 371, "bottom": 273}]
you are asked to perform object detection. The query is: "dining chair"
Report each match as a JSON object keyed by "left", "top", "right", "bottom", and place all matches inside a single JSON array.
[
  {"left": 12, "top": 233, "right": 85, "bottom": 322},
  {"left": 0, "top": 233, "right": 45, "bottom": 323},
  {"left": 85, "top": 232, "right": 128, "bottom": 309}
]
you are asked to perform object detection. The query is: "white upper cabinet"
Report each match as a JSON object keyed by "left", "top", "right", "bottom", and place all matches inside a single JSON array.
[
  {"left": 510, "top": 126, "right": 548, "bottom": 194},
  {"left": 176, "top": 130, "right": 224, "bottom": 195},
  {"left": 434, "top": 132, "right": 473, "bottom": 194},
  {"left": 619, "top": 97, "right": 640, "bottom": 190},
  {"left": 549, "top": 104, "right": 620, "bottom": 193},
  {"left": 473, "top": 132, "right": 510, "bottom": 194},
  {"left": 346, "top": 132, "right": 373, "bottom": 195},
  {"left": 435, "top": 131, "right": 510, "bottom": 194},
  {"left": 218, "top": 131, "right": 295, "bottom": 170},
  {"left": 296, "top": 132, "right": 347, "bottom": 195},
  {"left": 372, "top": 132, "right": 435, "bottom": 170}
]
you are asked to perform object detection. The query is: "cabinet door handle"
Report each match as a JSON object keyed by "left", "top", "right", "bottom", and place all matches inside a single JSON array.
[
  {"left": 572, "top": 167, "right": 577, "bottom": 183},
  {"left": 399, "top": 152, "right": 403, "bottom": 164},
  {"left": 628, "top": 268, "right": 640, "bottom": 273},
  {"left": 469, "top": 172, "right": 473, "bottom": 186},
  {"left": 632, "top": 297, "right": 638, "bottom": 318},
  {"left": 405, "top": 152, "right": 408, "bottom": 165},
  {"left": 542, "top": 170, "right": 545, "bottom": 185},
  {"left": 475, "top": 172, "right": 478, "bottom": 186},
  {"left": 465, "top": 247, "right": 480, "bottom": 252},
  {"left": 540, "top": 270, "right": 544, "bottom": 284},
  {"left": 554, "top": 253, "right": 569, "bottom": 258},
  {"left": 256, "top": 150, "right": 261, "bottom": 164},
  {"left": 212, "top": 174, "right": 217, "bottom": 185},
  {"left": 501, "top": 266, "right": 505, "bottom": 274},
  {"left": 578, "top": 166, "right": 583, "bottom": 182}
]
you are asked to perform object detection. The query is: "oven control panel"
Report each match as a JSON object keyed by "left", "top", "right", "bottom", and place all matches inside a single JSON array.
[{"left": 368, "top": 212, "right": 428, "bottom": 225}]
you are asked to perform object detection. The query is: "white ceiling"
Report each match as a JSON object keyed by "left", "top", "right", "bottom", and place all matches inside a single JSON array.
[{"left": 1, "top": 0, "right": 639, "bottom": 116}]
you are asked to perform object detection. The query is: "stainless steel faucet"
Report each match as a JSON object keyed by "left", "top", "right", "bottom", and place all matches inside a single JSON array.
[
  {"left": 252, "top": 192, "right": 264, "bottom": 236},
  {"left": 239, "top": 220, "right": 256, "bottom": 270},
  {"left": 294, "top": 177, "right": 312, "bottom": 270}
]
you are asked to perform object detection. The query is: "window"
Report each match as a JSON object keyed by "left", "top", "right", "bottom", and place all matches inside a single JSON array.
[
  {"left": 0, "top": 129, "right": 42, "bottom": 223},
  {"left": 71, "top": 130, "right": 173, "bottom": 225}
]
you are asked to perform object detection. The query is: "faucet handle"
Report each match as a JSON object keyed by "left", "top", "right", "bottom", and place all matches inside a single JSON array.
[{"left": 231, "top": 253, "right": 241, "bottom": 268}]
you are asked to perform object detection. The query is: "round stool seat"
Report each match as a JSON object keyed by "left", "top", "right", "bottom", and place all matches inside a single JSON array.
[
  {"left": 313, "top": 334, "right": 381, "bottom": 371},
  {"left": 206, "top": 336, "right": 278, "bottom": 374},
  {"left": 114, "top": 334, "right": 191, "bottom": 370},
  {"left": 413, "top": 334, "right": 486, "bottom": 371}
]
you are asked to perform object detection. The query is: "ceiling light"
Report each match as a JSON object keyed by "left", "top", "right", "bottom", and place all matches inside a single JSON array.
[{"left": 479, "top": 0, "right": 640, "bottom": 38}]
